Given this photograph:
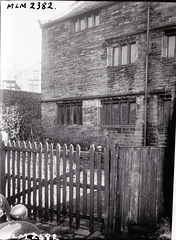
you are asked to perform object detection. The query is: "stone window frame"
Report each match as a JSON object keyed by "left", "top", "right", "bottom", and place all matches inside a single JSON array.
[
  {"left": 100, "top": 97, "right": 136, "bottom": 126},
  {"left": 161, "top": 29, "right": 176, "bottom": 58},
  {"left": 57, "top": 100, "right": 82, "bottom": 126},
  {"left": 158, "top": 95, "right": 171, "bottom": 126},
  {"left": 106, "top": 40, "right": 137, "bottom": 67},
  {"left": 71, "top": 12, "right": 100, "bottom": 33}
]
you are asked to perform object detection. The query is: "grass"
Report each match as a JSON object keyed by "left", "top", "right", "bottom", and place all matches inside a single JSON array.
[{"left": 155, "top": 218, "right": 171, "bottom": 240}]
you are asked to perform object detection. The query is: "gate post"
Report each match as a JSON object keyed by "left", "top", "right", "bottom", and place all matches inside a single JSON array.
[{"left": 0, "top": 141, "right": 6, "bottom": 195}]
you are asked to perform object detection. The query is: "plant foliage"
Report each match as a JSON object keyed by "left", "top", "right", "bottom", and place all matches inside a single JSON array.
[
  {"left": 0, "top": 90, "right": 42, "bottom": 142},
  {"left": 155, "top": 218, "right": 171, "bottom": 240}
]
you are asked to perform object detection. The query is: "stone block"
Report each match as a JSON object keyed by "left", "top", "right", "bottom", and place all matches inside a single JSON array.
[
  {"left": 74, "top": 229, "right": 90, "bottom": 236},
  {"left": 50, "top": 225, "right": 63, "bottom": 234}
]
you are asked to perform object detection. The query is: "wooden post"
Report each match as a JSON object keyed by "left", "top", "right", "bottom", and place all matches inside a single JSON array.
[
  {"left": 89, "top": 144, "right": 95, "bottom": 233},
  {"left": 76, "top": 144, "right": 81, "bottom": 229},
  {"left": 172, "top": 125, "right": 176, "bottom": 240},
  {"left": 0, "top": 141, "right": 6, "bottom": 195},
  {"left": 104, "top": 145, "right": 110, "bottom": 232},
  {"left": 69, "top": 144, "right": 74, "bottom": 227}
]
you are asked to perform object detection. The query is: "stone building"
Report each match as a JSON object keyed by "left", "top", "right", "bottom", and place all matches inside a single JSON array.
[{"left": 41, "top": 1, "right": 176, "bottom": 147}]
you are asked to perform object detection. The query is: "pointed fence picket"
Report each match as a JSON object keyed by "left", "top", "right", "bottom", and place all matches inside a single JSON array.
[
  {"left": 0, "top": 140, "right": 165, "bottom": 235},
  {"left": 0, "top": 140, "right": 106, "bottom": 233}
]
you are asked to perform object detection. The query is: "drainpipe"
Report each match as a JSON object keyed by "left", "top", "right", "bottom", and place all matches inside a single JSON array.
[{"left": 144, "top": 2, "right": 150, "bottom": 146}]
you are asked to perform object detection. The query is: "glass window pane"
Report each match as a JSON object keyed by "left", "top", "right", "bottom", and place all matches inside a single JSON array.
[
  {"left": 168, "top": 36, "right": 175, "bottom": 58},
  {"left": 75, "top": 20, "right": 79, "bottom": 32},
  {"left": 72, "top": 106, "right": 77, "bottom": 124},
  {"left": 78, "top": 105, "right": 82, "bottom": 125},
  {"left": 114, "top": 47, "right": 119, "bottom": 66},
  {"left": 131, "top": 44, "right": 136, "bottom": 63},
  {"left": 163, "top": 100, "right": 170, "bottom": 125},
  {"left": 66, "top": 105, "right": 71, "bottom": 125},
  {"left": 129, "top": 103, "right": 136, "bottom": 125},
  {"left": 58, "top": 106, "right": 65, "bottom": 125},
  {"left": 158, "top": 102, "right": 163, "bottom": 125},
  {"left": 104, "top": 104, "right": 111, "bottom": 125},
  {"left": 121, "top": 103, "right": 128, "bottom": 125},
  {"left": 88, "top": 16, "right": 93, "bottom": 28},
  {"left": 80, "top": 18, "right": 85, "bottom": 30},
  {"left": 112, "top": 104, "right": 119, "bottom": 125},
  {"left": 71, "top": 105, "right": 82, "bottom": 125},
  {"left": 122, "top": 45, "right": 128, "bottom": 65},
  {"left": 95, "top": 14, "right": 100, "bottom": 26},
  {"left": 61, "top": 106, "right": 65, "bottom": 125}
]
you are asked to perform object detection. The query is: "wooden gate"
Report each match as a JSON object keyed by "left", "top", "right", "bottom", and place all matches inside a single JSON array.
[
  {"left": 0, "top": 141, "right": 111, "bottom": 233},
  {"left": 0, "top": 140, "right": 165, "bottom": 236}
]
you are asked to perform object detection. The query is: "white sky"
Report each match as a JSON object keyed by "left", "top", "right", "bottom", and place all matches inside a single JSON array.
[{"left": 1, "top": 1, "right": 73, "bottom": 78}]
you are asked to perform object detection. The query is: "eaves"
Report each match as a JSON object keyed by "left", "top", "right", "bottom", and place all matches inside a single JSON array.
[{"left": 41, "top": 1, "right": 116, "bottom": 29}]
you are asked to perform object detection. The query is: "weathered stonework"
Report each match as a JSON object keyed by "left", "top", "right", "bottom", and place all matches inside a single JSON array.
[{"left": 41, "top": 2, "right": 176, "bottom": 147}]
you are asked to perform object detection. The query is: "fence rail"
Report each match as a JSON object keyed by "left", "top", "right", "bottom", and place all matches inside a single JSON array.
[{"left": 0, "top": 140, "right": 165, "bottom": 236}]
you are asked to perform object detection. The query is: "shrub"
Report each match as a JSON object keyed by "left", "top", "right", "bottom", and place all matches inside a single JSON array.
[{"left": 0, "top": 90, "right": 42, "bottom": 142}]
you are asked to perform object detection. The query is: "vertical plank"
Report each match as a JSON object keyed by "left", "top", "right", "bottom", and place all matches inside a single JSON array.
[
  {"left": 69, "top": 144, "right": 74, "bottom": 227},
  {"left": 32, "top": 142, "right": 37, "bottom": 220},
  {"left": 62, "top": 144, "right": 67, "bottom": 213},
  {"left": 27, "top": 141, "right": 32, "bottom": 218},
  {"left": 137, "top": 147, "right": 142, "bottom": 224},
  {"left": 22, "top": 141, "right": 27, "bottom": 205},
  {"left": 109, "top": 144, "right": 116, "bottom": 232},
  {"left": 148, "top": 148, "right": 157, "bottom": 232},
  {"left": 76, "top": 144, "right": 81, "bottom": 229},
  {"left": 11, "top": 140, "right": 16, "bottom": 205},
  {"left": 114, "top": 146, "right": 120, "bottom": 233},
  {"left": 89, "top": 144, "right": 95, "bottom": 233},
  {"left": 16, "top": 141, "right": 21, "bottom": 203},
  {"left": 119, "top": 147, "right": 125, "bottom": 233},
  {"left": 97, "top": 153, "right": 102, "bottom": 222},
  {"left": 144, "top": 147, "right": 150, "bottom": 225},
  {"left": 50, "top": 143, "right": 54, "bottom": 221},
  {"left": 83, "top": 164, "right": 87, "bottom": 218},
  {"left": 131, "top": 148, "right": 140, "bottom": 223},
  {"left": 104, "top": 145, "right": 110, "bottom": 230},
  {"left": 56, "top": 143, "right": 61, "bottom": 224},
  {"left": 6, "top": 141, "right": 11, "bottom": 202},
  {"left": 44, "top": 142, "right": 49, "bottom": 221},
  {"left": 38, "top": 142, "right": 42, "bottom": 219},
  {"left": 156, "top": 148, "right": 164, "bottom": 221},
  {"left": 140, "top": 147, "right": 148, "bottom": 224},
  {"left": 0, "top": 141, "right": 6, "bottom": 196}
]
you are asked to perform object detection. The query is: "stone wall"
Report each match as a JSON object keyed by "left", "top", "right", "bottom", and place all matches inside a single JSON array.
[{"left": 41, "top": 2, "right": 176, "bottom": 146}]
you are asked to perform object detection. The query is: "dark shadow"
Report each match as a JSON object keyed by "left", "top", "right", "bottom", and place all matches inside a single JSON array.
[{"left": 163, "top": 98, "right": 176, "bottom": 221}]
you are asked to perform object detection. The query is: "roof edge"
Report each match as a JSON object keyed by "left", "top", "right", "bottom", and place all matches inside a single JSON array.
[{"left": 41, "top": 1, "right": 115, "bottom": 29}]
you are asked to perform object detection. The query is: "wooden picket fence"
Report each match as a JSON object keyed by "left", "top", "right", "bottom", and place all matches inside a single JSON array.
[
  {"left": 0, "top": 140, "right": 165, "bottom": 236},
  {"left": 0, "top": 140, "right": 112, "bottom": 233}
]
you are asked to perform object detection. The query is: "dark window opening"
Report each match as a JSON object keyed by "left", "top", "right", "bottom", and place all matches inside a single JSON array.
[
  {"left": 101, "top": 100, "right": 136, "bottom": 126},
  {"left": 158, "top": 99, "right": 171, "bottom": 126},
  {"left": 57, "top": 102, "right": 82, "bottom": 125}
]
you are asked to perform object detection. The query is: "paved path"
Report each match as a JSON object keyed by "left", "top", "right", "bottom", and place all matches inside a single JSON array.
[{"left": 32, "top": 218, "right": 108, "bottom": 239}]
